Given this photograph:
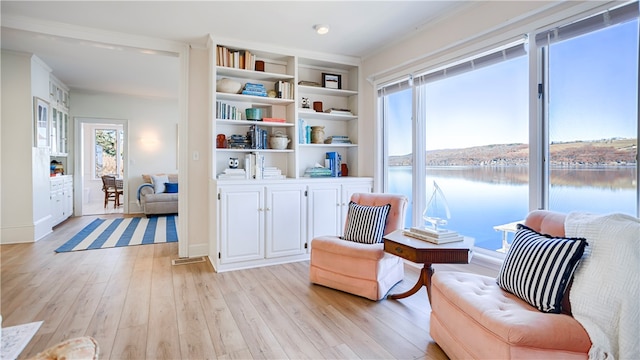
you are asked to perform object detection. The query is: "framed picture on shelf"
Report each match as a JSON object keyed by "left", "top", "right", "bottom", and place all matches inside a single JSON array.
[
  {"left": 322, "top": 73, "right": 342, "bottom": 89},
  {"left": 34, "top": 97, "right": 50, "bottom": 148}
]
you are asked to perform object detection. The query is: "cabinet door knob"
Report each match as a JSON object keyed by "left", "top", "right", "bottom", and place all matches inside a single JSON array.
[
  {"left": 395, "top": 246, "right": 403, "bottom": 254},
  {"left": 265, "top": 207, "right": 270, "bottom": 211}
]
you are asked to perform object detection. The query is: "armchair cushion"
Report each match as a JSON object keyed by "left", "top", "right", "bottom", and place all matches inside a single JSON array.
[
  {"left": 497, "top": 224, "right": 587, "bottom": 313},
  {"left": 342, "top": 201, "right": 391, "bottom": 244}
]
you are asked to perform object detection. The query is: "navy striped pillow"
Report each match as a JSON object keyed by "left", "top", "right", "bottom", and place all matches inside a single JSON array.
[
  {"left": 342, "top": 202, "right": 391, "bottom": 244},
  {"left": 496, "top": 224, "right": 587, "bottom": 313}
]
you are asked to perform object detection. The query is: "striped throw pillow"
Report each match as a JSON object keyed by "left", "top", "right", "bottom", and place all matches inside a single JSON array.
[
  {"left": 342, "top": 202, "right": 391, "bottom": 244},
  {"left": 496, "top": 224, "right": 588, "bottom": 313}
]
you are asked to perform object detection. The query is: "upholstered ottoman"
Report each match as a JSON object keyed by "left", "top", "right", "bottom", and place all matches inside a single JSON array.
[{"left": 430, "top": 271, "right": 590, "bottom": 359}]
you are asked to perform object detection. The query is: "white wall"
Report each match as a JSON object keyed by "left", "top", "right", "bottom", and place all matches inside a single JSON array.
[
  {"left": 70, "top": 91, "right": 179, "bottom": 213},
  {"left": 1, "top": 51, "right": 53, "bottom": 243},
  {"left": 186, "top": 46, "right": 211, "bottom": 257}
]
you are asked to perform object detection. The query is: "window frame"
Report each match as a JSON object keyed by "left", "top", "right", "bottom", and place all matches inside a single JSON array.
[{"left": 377, "top": 2, "right": 639, "bottom": 261}]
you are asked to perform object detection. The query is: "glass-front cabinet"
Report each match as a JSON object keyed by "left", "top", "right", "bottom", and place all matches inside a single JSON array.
[{"left": 49, "top": 76, "right": 69, "bottom": 156}]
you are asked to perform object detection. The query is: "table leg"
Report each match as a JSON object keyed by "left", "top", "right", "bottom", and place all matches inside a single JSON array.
[{"left": 388, "top": 263, "right": 434, "bottom": 301}]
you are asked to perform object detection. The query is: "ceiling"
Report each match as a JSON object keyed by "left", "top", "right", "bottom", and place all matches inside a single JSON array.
[{"left": 1, "top": 1, "right": 467, "bottom": 99}]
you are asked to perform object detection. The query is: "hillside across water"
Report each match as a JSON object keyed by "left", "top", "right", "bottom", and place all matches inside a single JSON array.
[{"left": 389, "top": 138, "right": 637, "bottom": 167}]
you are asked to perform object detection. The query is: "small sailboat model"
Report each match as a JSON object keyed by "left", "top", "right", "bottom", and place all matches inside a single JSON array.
[{"left": 422, "top": 181, "right": 451, "bottom": 231}]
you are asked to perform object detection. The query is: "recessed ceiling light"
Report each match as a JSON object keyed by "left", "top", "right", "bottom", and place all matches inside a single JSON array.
[{"left": 314, "top": 24, "right": 330, "bottom": 35}]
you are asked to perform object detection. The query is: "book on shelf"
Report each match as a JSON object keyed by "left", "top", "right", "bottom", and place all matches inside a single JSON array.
[
  {"left": 324, "top": 108, "right": 353, "bottom": 115},
  {"left": 325, "top": 152, "right": 341, "bottom": 177},
  {"left": 262, "top": 117, "right": 286, "bottom": 123},
  {"left": 324, "top": 136, "right": 352, "bottom": 144},
  {"left": 216, "top": 46, "right": 256, "bottom": 70},
  {"left": 304, "top": 167, "right": 332, "bottom": 177},
  {"left": 218, "top": 167, "right": 247, "bottom": 180},
  {"left": 402, "top": 229, "right": 464, "bottom": 244},
  {"left": 274, "top": 80, "right": 293, "bottom": 100},
  {"left": 298, "top": 80, "right": 321, "bottom": 87}
]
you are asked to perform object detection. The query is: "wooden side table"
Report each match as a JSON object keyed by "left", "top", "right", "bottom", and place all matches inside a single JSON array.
[{"left": 383, "top": 229, "right": 473, "bottom": 301}]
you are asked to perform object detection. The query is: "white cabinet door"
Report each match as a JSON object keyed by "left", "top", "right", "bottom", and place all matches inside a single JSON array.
[
  {"left": 50, "top": 179, "right": 64, "bottom": 226},
  {"left": 219, "top": 185, "right": 264, "bottom": 264},
  {"left": 340, "top": 181, "right": 373, "bottom": 225},
  {"left": 307, "top": 183, "right": 342, "bottom": 239},
  {"left": 265, "top": 184, "right": 307, "bottom": 258},
  {"left": 63, "top": 177, "right": 73, "bottom": 218}
]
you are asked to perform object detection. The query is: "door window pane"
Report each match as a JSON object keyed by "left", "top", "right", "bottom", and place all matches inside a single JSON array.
[{"left": 94, "top": 129, "right": 118, "bottom": 178}]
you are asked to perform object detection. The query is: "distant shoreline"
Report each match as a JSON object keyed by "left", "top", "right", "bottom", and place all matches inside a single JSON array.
[{"left": 389, "top": 138, "right": 637, "bottom": 167}]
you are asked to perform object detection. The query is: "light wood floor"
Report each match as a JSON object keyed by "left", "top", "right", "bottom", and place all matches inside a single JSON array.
[{"left": 1, "top": 215, "right": 453, "bottom": 360}]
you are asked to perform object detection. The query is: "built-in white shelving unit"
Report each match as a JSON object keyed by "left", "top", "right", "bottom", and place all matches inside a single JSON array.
[{"left": 209, "top": 40, "right": 371, "bottom": 272}]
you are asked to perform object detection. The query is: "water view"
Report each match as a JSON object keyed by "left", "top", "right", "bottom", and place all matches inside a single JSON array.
[{"left": 389, "top": 166, "right": 637, "bottom": 252}]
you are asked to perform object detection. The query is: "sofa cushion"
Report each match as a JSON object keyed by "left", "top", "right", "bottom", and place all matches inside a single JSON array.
[
  {"left": 150, "top": 174, "right": 169, "bottom": 193},
  {"left": 431, "top": 271, "right": 591, "bottom": 358},
  {"left": 342, "top": 201, "right": 390, "bottom": 244},
  {"left": 497, "top": 224, "right": 587, "bottom": 313},
  {"left": 144, "top": 193, "right": 178, "bottom": 203}
]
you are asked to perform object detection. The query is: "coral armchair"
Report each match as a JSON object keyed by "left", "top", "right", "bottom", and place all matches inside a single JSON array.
[{"left": 309, "top": 193, "right": 408, "bottom": 300}]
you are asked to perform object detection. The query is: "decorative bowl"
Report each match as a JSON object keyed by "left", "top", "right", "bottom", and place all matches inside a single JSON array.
[
  {"left": 245, "top": 108, "right": 263, "bottom": 120},
  {"left": 270, "top": 135, "right": 290, "bottom": 150},
  {"left": 216, "top": 78, "right": 242, "bottom": 94}
]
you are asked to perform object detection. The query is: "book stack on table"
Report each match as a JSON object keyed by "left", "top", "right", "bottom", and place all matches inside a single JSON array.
[{"left": 402, "top": 227, "right": 464, "bottom": 244}]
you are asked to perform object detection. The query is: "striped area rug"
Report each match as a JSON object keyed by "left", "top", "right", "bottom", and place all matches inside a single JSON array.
[{"left": 56, "top": 216, "right": 178, "bottom": 253}]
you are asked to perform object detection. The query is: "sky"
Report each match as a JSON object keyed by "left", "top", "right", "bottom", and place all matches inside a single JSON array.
[{"left": 387, "top": 19, "right": 638, "bottom": 155}]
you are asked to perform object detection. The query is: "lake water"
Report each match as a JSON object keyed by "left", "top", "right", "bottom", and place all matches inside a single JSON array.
[{"left": 388, "top": 166, "right": 637, "bottom": 251}]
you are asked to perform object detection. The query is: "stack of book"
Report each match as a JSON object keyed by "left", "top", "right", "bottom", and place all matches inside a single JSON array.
[
  {"left": 263, "top": 167, "right": 285, "bottom": 180},
  {"left": 227, "top": 134, "right": 250, "bottom": 149},
  {"left": 324, "top": 108, "right": 353, "bottom": 115},
  {"left": 324, "top": 135, "right": 352, "bottom": 144},
  {"left": 402, "top": 227, "right": 464, "bottom": 244},
  {"left": 304, "top": 167, "right": 332, "bottom": 177},
  {"left": 217, "top": 168, "right": 247, "bottom": 180},
  {"left": 242, "top": 83, "right": 267, "bottom": 97}
]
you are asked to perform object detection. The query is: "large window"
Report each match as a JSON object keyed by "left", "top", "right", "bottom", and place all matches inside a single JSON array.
[
  {"left": 542, "top": 10, "right": 638, "bottom": 216},
  {"left": 381, "top": 3, "right": 639, "bottom": 256},
  {"left": 384, "top": 44, "right": 529, "bottom": 253}
]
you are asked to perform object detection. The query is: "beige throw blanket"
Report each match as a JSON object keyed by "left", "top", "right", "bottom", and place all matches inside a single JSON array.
[{"left": 565, "top": 212, "right": 640, "bottom": 360}]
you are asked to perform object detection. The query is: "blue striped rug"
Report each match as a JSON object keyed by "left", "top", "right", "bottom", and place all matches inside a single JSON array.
[{"left": 56, "top": 216, "right": 178, "bottom": 252}]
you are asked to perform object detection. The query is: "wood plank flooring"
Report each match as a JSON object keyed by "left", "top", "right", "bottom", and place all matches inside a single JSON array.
[{"left": 1, "top": 215, "right": 464, "bottom": 359}]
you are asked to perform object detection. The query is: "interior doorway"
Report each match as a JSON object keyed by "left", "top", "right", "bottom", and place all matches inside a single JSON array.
[{"left": 76, "top": 118, "right": 128, "bottom": 216}]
